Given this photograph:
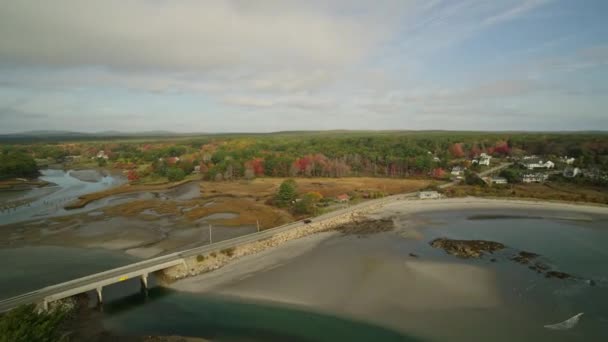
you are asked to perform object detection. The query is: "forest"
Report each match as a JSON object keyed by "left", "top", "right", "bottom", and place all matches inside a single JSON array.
[{"left": 2, "top": 131, "right": 607, "bottom": 182}]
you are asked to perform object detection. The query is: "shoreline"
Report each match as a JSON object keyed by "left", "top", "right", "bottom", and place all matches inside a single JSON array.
[
  {"left": 160, "top": 196, "right": 608, "bottom": 285},
  {"left": 159, "top": 197, "right": 608, "bottom": 339}
]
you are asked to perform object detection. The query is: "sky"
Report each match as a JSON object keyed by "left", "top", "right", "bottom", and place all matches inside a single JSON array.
[{"left": 0, "top": 0, "right": 607, "bottom": 133}]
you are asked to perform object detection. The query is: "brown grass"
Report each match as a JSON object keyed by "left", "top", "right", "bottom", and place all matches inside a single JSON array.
[
  {"left": 100, "top": 196, "right": 293, "bottom": 228},
  {"left": 184, "top": 197, "right": 293, "bottom": 227},
  {"left": 447, "top": 183, "right": 608, "bottom": 205},
  {"left": 200, "top": 177, "right": 432, "bottom": 199}
]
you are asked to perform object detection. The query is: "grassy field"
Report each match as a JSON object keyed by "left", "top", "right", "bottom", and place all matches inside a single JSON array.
[
  {"left": 101, "top": 197, "right": 292, "bottom": 228},
  {"left": 446, "top": 183, "right": 608, "bottom": 205},
  {"left": 199, "top": 177, "right": 434, "bottom": 200},
  {"left": 65, "top": 177, "right": 433, "bottom": 228}
]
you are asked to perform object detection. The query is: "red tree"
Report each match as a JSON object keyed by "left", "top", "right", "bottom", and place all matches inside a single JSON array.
[
  {"left": 449, "top": 143, "right": 465, "bottom": 158},
  {"left": 431, "top": 168, "right": 446, "bottom": 178},
  {"left": 494, "top": 140, "right": 511, "bottom": 155},
  {"left": 127, "top": 170, "right": 139, "bottom": 182},
  {"left": 250, "top": 158, "right": 265, "bottom": 176}
]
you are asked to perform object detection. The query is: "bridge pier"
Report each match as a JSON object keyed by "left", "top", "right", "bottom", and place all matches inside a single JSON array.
[
  {"left": 140, "top": 273, "right": 149, "bottom": 295},
  {"left": 95, "top": 287, "right": 103, "bottom": 306}
]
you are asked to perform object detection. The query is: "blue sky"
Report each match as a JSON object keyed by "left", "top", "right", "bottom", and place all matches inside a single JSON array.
[{"left": 0, "top": 0, "right": 607, "bottom": 133}]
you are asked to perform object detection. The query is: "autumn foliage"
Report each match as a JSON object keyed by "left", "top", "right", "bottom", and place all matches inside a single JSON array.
[{"left": 449, "top": 143, "right": 465, "bottom": 158}]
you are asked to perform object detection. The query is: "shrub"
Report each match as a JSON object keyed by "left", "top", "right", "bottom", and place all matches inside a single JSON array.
[
  {"left": 0, "top": 304, "right": 70, "bottom": 342},
  {"left": 196, "top": 254, "right": 206, "bottom": 263},
  {"left": 220, "top": 247, "right": 235, "bottom": 257},
  {"left": 167, "top": 167, "right": 186, "bottom": 182}
]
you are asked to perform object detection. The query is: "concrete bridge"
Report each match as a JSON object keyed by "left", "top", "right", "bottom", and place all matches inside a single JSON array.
[
  {"left": 0, "top": 163, "right": 512, "bottom": 313},
  {"left": 0, "top": 192, "right": 400, "bottom": 313}
]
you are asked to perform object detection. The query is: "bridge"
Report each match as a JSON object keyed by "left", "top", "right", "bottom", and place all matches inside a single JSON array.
[{"left": 0, "top": 163, "right": 511, "bottom": 313}]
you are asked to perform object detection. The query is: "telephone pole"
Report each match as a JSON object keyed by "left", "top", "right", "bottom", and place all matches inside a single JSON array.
[{"left": 208, "top": 224, "right": 213, "bottom": 244}]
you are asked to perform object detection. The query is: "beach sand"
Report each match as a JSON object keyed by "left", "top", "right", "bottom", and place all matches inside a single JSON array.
[{"left": 168, "top": 197, "right": 608, "bottom": 336}]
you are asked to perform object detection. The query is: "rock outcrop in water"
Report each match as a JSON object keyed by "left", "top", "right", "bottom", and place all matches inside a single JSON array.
[
  {"left": 429, "top": 238, "right": 505, "bottom": 258},
  {"left": 431, "top": 238, "right": 579, "bottom": 281}
]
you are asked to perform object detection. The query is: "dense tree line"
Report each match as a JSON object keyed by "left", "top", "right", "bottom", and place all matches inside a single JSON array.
[
  {"left": 0, "top": 149, "right": 39, "bottom": 179},
  {"left": 5, "top": 132, "right": 607, "bottom": 181}
]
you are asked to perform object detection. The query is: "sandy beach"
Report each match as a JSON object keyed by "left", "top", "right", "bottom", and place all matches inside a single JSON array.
[{"left": 167, "top": 197, "right": 608, "bottom": 336}]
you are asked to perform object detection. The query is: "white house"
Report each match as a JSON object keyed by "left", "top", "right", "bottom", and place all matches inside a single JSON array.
[
  {"left": 563, "top": 167, "right": 580, "bottom": 178},
  {"left": 95, "top": 150, "right": 109, "bottom": 160},
  {"left": 559, "top": 156, "right": 575, "bottom": 165},
  {"left": 522, "top": 173, "right": 549, "bottom": 183},
  {"left": 193, "top": 165, "right": 201, "bottom": 174},
  {"left": 472, "top": 153, "right": 491, "bottom": 166},
  {"left": 521, "top": 158, "right": 554, "bottom": 170},
  {"left": 418, "top": 191, "right": 442, "bottom": 199},
  {"left": 451, "top": 166, "right": 464, "bottom": 177}
]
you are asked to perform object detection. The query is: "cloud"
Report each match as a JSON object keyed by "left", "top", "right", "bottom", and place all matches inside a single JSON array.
[
  {"left": 481, "top": 0, "right": 551, "bottom": 26},
  {"left": 224, "top": 94, "right": 335, "bottom": 110},
  {"left": 0, "top": 1, "right": 381, "bottom": 72}
]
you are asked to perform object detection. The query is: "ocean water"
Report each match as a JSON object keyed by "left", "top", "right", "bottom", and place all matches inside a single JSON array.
[
  {"left": 2, "top": 207, "right": 606, "bottom": 341},
  {"left": 96, "top": 208, "right": 608, "bottom": 341}
]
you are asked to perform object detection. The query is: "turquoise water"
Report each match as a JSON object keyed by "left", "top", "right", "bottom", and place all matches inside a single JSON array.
[
  {"left": 102, "top": 289, "right": 419, "bottom": 342},
  {"left": 97, "top": 208, "right": 608, "bottom": 341},
  {"left": 1, "top": 208, "right": 607, "bottom": 341},
  {"left": 0, "top": 246, "right": 138, "bottom": 299}
]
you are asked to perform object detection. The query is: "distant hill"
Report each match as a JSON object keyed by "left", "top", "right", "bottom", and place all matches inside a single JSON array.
[{"left": 0, "top": 129, "right": 606, "bottom": 143}]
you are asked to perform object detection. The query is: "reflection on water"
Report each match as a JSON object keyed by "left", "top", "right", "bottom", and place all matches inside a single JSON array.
[{"left": 0, "top": 169, "right": 125, "bottom": 225}]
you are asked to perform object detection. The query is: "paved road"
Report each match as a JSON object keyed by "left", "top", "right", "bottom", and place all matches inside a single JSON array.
[{"left": 0, "top": 162, "right": 513, "bottom": 312}]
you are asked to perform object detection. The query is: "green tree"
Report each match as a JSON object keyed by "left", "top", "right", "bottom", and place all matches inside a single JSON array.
[
  {"left": 499, "top": 168, "right": 521, "bottom": 184},
  {"left": 464, "top": 170, "right": 486, "bottom": 186},
  {"left": 0, "top": 151, "right": 39, "bottom": 179},
  {"left": 96, "top": 157, "right": 107, "bottom": 167},
  {"left": 0, "top": 304, "right": 69, "bottom": 342},
  {"left": 294, "top": 191, "right": 323, "bottom": 215},
  {"left": 167, "top": 167, "right": 186, "bottom": 182},
  {"left": 276, "top": 179, "right": 298, "bottom": 206}
]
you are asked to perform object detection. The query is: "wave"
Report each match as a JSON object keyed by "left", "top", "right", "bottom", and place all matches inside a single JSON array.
[{"left": 544, "top": 313, "right": 584, "bottom": 330}]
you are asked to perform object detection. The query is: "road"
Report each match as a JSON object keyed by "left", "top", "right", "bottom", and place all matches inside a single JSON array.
[{"left": 0, "top": 162, "right": 513, "bottom": 312}]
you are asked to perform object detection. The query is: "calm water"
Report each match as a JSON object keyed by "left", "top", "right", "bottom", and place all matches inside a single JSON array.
[
  {"left": 1, "top": 208, "right": 607, "bottom": 341},
  {"left": 0, "top": 169, "right": 125, "bottom": 225},
  {"left": 0, "top": 246, "right": 138, "bottom": 299},
  {"left": 95, "top": 208, "right": 608, "bottom": 341}
]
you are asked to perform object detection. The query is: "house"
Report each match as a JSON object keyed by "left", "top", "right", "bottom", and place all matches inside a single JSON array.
[
  {"left": 433, "top": 156, "right": 441, "bottom": 162},
  {"left": 520, "top": 158, "right": 554, "bottom": 170},
  {"left": 336, "top": 194, "right": 350, "bottom": 203},
  {"left": 559, "top": 156, "right": 575, "bottom": 165},
  {"left": 193, "top": 165, "right": 201, "bottom": 174},
  {"left": 522, "top": 173, "right": 549, "bottom": 183},
  {"left": 490, "top": 177, "right": 508, "bottom": 185},
  {"left": 451, "top": 166, "right": 465, "bottom": 176},
  {"left": 562, "top": 167, "right": 580, "bottom": 178},
  {"left": 95, "top": 150, "right": 109, "bottom": 160},
  {"left": 418, "top": 191, "right": 441, "bottom": 199},
  {"left": 472, "top": 153, "right": 492, "bottom": 166}
]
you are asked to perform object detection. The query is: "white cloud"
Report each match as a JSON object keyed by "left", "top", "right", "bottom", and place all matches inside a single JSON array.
[{"left": 0, "top": 1, "right": 382, "bottom": 71}]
